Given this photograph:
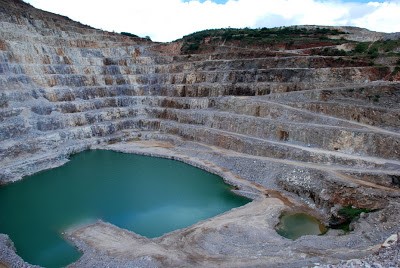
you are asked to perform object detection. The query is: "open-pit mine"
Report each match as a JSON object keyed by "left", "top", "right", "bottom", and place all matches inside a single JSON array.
[{"left": 0, "top": 0, "right": 399, "bottom": 267}]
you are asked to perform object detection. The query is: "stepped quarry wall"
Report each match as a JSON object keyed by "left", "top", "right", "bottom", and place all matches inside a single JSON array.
[{"left": 0, "top": 0, "right": 399, "bottom": 267}]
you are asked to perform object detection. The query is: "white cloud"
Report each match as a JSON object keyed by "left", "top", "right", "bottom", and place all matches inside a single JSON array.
[
  {"left": 351, "top": 2, "right": 400, "bottom": 33},
  {"left": 24, "top": 0, "right": 400, "bottom": 42}
]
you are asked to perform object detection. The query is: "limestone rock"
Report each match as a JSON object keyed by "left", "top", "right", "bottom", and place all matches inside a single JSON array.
[{"left": 0, "top": 0, "right": 400, "bottom": 267}]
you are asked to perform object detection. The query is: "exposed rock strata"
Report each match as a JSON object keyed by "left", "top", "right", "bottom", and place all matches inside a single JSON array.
[{"left": 0, "top": 0, "right": 399, "bottom": 267}]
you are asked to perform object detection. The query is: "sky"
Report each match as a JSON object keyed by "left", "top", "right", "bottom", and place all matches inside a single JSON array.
[{"left": 24, "top": 0, "right": 400, "bottom": 42}]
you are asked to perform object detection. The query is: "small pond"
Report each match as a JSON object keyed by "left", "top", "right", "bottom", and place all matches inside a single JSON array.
[
  {"left": 276, "top": 212, "right": 327, "bottom": 240},
  {"left": 0, "top": 150, "right": 250, "bottom": 267}
]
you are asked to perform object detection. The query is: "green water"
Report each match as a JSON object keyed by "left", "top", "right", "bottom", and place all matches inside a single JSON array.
[
  {"left": 0, "top": 150, "right": 250, "bottom": 267},
  {"left": 276, "top": 212, "right": 327, "bottom": 240}
]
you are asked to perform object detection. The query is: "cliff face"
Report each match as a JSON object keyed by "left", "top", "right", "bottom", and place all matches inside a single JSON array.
[
  {"left": 0, "top": 0, "right": 400, "bottom": 267},
  {"left": 0, "top": 0, "right": 154, "bottom": 172}
]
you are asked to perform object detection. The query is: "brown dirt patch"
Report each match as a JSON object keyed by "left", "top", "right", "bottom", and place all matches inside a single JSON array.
[{"left": 0, "top": 39, "right": 8, "bottom": 50}]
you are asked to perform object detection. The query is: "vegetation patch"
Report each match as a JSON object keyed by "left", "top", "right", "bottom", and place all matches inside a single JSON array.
[
  {"left": 179, "top": 26, "right": 346, "bottom": 54},
  {"left": 329, "top": 206, "right": 374, "bottom": 232},
  {"left": 120, "top": 32, "right": 138, "bottom": 38},
  {"left": 319, "top": 47, "right": 348, "bottom": 56},
  {"left": 391, "top": 66, "right": 400, "bottom": 78},
  {"left": 179, "top": 26, "right": 400, "bottom": 60},
  {"left": 120, "top": 32, "right": 151, "bottom": 41},
  {"left": 351, "top": 40, "right": 400, "bottom": 58}
]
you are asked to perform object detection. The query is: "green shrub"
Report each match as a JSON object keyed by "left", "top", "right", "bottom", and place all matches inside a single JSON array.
[
  {"left": 338, "top": 206, "right": 370, "bottom": 219},
  {"left": 392, "top": 66, "right": 400, "bottom": 76},
  {"left": 120, "top": 32, "right": 138, "bottom": 38},
  {"left": 367, "top": 46, "right": 379, "bottom": 58},
  {"left": 329, "top": 206, "right": 373, "bottom": 232},
  {"left": 321, "top": 48, "right": 347, "bottom": 56},
  {"left": 354, "top": 42, "right": 369, "bottom": 53}
]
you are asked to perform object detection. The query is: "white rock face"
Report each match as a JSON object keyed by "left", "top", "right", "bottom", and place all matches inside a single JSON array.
[{"left": 382, "top": 233, "right": 399, "bottom": 248}]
